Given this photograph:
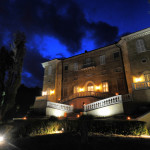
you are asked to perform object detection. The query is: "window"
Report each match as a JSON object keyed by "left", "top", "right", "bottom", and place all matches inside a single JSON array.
[
  {"left": 87, "top": 83, "right": 94, "bottom": 91},
  {"left": 136, "top": 39, "right": 146, "bottom": 53},
  {"left": 113, "top": 52, "right": 120, "bottom": 60},
  {"left": 74, "top": 86, "right": 78, "bottom": 93},
  {"left": 102, "top": 82, "right": 109, "bottom": 92},
  {"left": 100, "top": 55, "right": 105, "bottom": 65},
  {"left": 65, "top": 65, "right": 68, "bottom": 71},
  {"left": 74, "top": 63, "right": 78, "bottom": 71},
  {"left": 86, "top": 58, "right": 91, "bottom": 64},
  {"left": 144, "top": 74, "right": 150, "bottom": 81},
  {"left": 141, "top": 58, "right": 147, "bottom": 64},
  {"left": 48, "top": 66, "right": 52, "bottom": 75}
]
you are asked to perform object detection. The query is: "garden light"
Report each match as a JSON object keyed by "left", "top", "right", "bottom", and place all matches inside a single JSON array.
[
  {"left": 23, "top": 116, "right": 27, "bottom": 120},
  {"left": 127, "top": 116, "right": 131, "bottom": 120}
]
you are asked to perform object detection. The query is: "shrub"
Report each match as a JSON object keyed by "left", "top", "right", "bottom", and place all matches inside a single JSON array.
[
  {"left": 91, "top": 120, "right": 149, "bottom": 136},
  {"left": 11, "top": 118, "right": 149, "bottom": 138}
]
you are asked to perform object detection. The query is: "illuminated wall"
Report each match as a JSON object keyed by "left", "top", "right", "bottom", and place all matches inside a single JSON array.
[
  {"left": 85, "top": 103, "right": 124, "bottom": 117},
  {"left": 46, "top": 107, "right": 66, "bottom": 117}
]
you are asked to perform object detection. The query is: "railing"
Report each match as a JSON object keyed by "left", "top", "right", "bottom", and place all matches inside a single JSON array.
[
  {"left": 132, "top": 81, "right": 150, "bottom": 90},
  {"left": 82, "top": 62, "right": 95, "bottom": 68},
  {"left": 84, "top": 95, "right": 122, "bottom": 112},
  {"left": 47, "top": 101, "right": 73, "bottom": 112},
  {"left": 122, "top": 94, "right": 132, "bottom": 102},
  {"left": 62, "top": 91, "right": 113, "bottom": 102}
]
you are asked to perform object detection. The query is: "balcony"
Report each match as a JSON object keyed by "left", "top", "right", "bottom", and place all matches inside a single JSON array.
[
  {"left": 62, "top": 91, "right": 113, "bottom": 102},
  {"left": 81, "top": 62, "right": 96, "bottom": 70},
  {"left": 132, "top": 81, "right": 150, "bottom": 90}
]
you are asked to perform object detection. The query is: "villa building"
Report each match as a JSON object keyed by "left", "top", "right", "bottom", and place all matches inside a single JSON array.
[{"left": 34, "top": 28, "right": 150, "bottom": 118}]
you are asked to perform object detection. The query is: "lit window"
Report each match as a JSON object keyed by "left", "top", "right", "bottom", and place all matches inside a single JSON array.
[
  {"left": 144, "top": 74, "right": 150, "bottom": 81},
  {"left": 74, "top": 63, "right": 78, "bottom": 71},
  {"left": 87, "top": 83, "right": 94, "bottom": 91},
  {"left": 74, "top": 86, "right": 78, "bottom": 93},
  {"left": 48, "top": 66, "right": 52, "bottom": 75},
  {"left": 42, "top": 91, "right": 47, "bottom": 96},
  {"left": 100, "top": 55, "right": 105, "bottom": 65},
  {"left": 102, "top": 82, "right": 109, "bottom": 92},
  {"left": 136, "top": 39, "right": 146, "bottom": 53}
]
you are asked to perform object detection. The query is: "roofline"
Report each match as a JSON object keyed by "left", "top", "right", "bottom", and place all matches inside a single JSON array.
[
  {"left": 121, "top": 27, "right": 150, "bottom": 41},
  {"left": 42, "top": 27, "right": 150, "bottom": 63}
]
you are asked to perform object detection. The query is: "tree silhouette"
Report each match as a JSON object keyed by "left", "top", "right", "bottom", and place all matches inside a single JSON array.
[{"left": 0, "top": 31, "right": 26, "bottom": 121}]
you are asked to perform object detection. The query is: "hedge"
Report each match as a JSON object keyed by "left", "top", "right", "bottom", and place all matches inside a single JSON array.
[{"left": 12, "top": 116, "right": 149, "bottom": 138}]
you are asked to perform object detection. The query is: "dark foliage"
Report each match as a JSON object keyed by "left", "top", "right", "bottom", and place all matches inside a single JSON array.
[{"left": 15, "top": 84, "right": 41, "bottom": 117}]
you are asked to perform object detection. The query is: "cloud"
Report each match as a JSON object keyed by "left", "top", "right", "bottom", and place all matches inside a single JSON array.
[
  {"left": 89, "top": 21, "right": 118, "bottom": 46},
  {"left": 0, "top": 0, "right": 119, "bottom": 87},
  {"left": 22, "top": 49, "right": 49, "bottom": 87},
  {"left": 0, "top": 0, "right": 118, "bottom": 53}
]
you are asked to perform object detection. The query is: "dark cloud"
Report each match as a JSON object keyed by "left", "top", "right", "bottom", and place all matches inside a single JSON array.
[
  {"left": 89, "top": 21, "right": 118, "bottom": 46},
  {"left": 0, "top": 0, "right": 118, "bottom": 52},
  {"left": 22, "top": 49, "right": 49, "bottom": 87},
  {"left": 0, "top": 0, "right": 119, "bottom": 87}
]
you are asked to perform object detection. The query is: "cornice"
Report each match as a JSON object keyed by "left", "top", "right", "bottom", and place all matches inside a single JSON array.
[
  {"left": 42, "top": 59, "right": 61, "bottom": 68},
  {"left": 121, "top": 27, "right": 150, "bottom": 41}
]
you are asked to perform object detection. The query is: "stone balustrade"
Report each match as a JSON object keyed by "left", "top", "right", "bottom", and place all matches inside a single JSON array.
[
  {"left": 132, "top": 81, "right": 150, "bottom": 90},
  {"left": 47, "top": 101, "right": 73, "bottom": 112},
  {"left": 84, "top": 95, "right": 122, "bottom": 112}
]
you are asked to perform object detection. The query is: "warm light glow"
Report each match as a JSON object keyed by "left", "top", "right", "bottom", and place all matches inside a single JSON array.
[
  {"left": 58, "top": 98, "right": 60, "bottom": 101},
  {"left": 96, "top": 86, "right": 100, "bottom": 90},
  {"left": 50, "top": 90, "right": 55, "bottom": 95},
  {"left": 79, "top": 88, "right": 84, "bottom": 92},
  {"left": 77, "top": 114, "right": 80, "bottom": 118},
  {"left": 71, "top": 104, "right": 73, "bottom": 107},
  {"left": 133, "top": 75, "right": 145, "bottom": 83},
  {"left": 127, "top": 116, "right": 131, "bottom": 120},
  {"left": 135, "top": 78, "right": 142, "bottom": 82},
  {"left": 23, "top": 116, "right": 27, "bottom": 120},
  {"left": 42, "top": 91, "right": 47, "bottom": 96},
  {"left": 115, "top": 92, "right": 119, "bottom": 96}
]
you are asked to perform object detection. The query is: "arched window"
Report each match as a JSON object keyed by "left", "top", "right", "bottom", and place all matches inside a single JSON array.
[
  {"left": 136, "top": 39, "right": 146, "bottom": 53},
  {"left": 87, "top": 83, "right": 94, "bottom": 91}
]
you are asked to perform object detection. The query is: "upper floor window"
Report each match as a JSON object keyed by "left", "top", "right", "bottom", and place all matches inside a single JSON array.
[
  {"left": 136, "top": 39, "right": 146, "bottom": 53},
  {"left": 113, "top": 52, "right": 120, "bottom": 60},
  {"left": 74, "top": 86, "right": 78, "bottom": 93},
  {"left": 48, "top": 66, "right": 52, "bottom": 75},
  {"left": 74, "top": 63, "right": 78, "bottom": 71},
  {"left": 100, "top": 55, "right": 105, "bottom": 65},
  {"left": 65, "top": 65, "right": 68, "bottom": 71},
  {"left": 102, "top": 82, "right": 109, "bottom": 92},
  {"left": 86, "top": 58, "right": 91, "bottom": 64}
]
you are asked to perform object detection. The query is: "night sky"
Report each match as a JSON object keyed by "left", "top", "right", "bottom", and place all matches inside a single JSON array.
[{"left": 0, "top": 0, "right": 150, "bottom": 88}]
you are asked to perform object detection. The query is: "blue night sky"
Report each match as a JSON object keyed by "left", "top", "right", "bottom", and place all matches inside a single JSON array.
[{"left": 0, "top": 0, "right": 150, "bottom": 87}]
